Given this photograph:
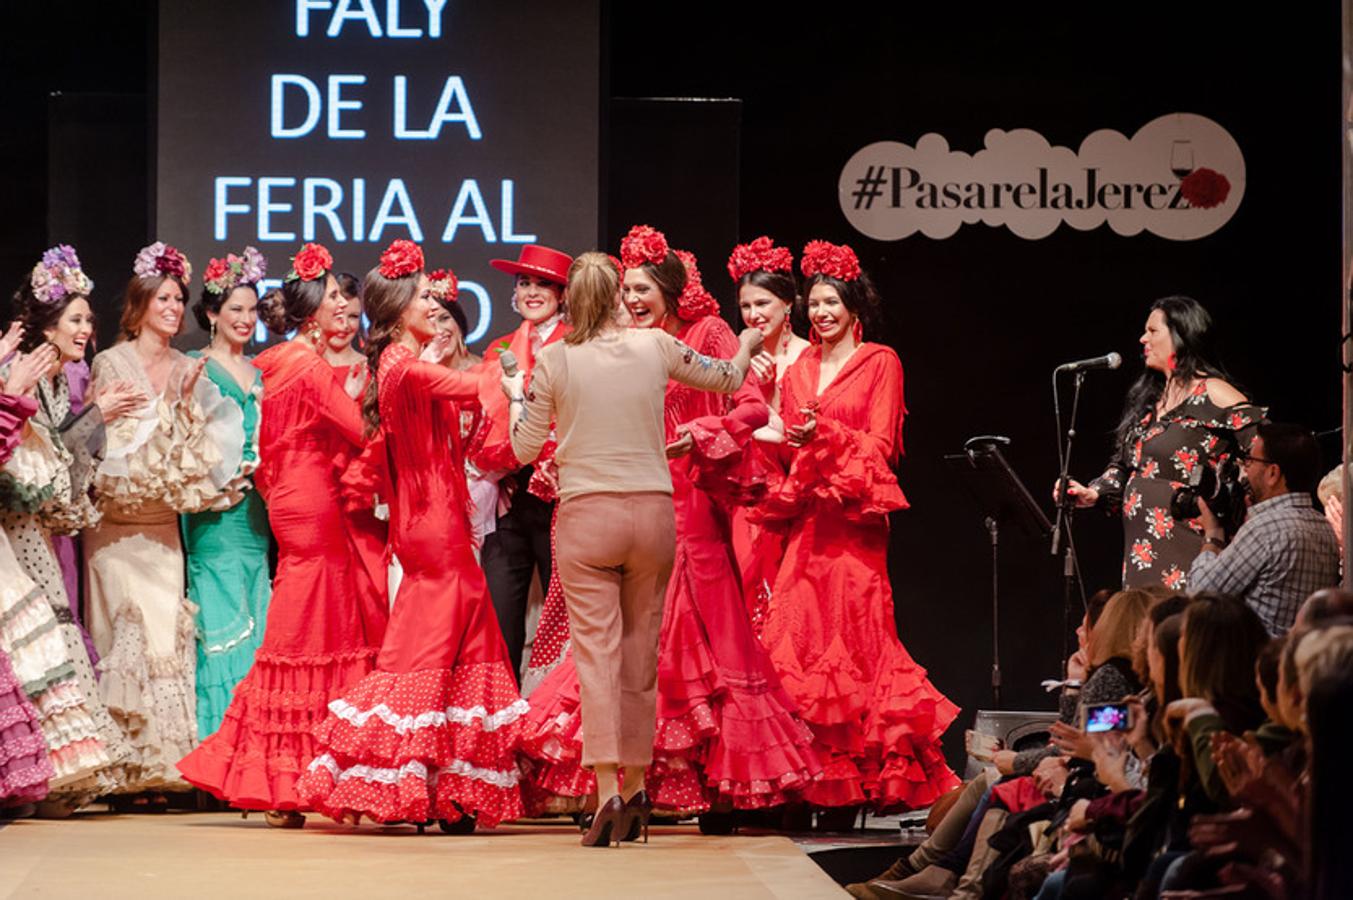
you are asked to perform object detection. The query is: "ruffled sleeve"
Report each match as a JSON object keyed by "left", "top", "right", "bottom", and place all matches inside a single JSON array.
[
  {"left": 0, "top": 414, "right": 60, "bottom": 513},
  {"left": 0, "top": 393, "right": 37, "bottom": 466},
  {"left": 756, "top": 346, "right": 907, "bottom": 523},
  {"left": 192, "top": 367, "right": 251, "bottom": 511},
  {"left": 92, "top": 351, "right": 227, "bottom": 514},
  {"left": 677, "top": 319, "right": 771, "bottom": 506}
]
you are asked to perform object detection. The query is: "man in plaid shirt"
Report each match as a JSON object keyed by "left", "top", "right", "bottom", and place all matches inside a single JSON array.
[{"left": 1190, "top": 422, "right": 1340, "bottom": 634}]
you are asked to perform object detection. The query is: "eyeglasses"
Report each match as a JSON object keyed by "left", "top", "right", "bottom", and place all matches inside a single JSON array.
[{"left": 1242, "top": 454, "right": 1274, "bottom": 466}]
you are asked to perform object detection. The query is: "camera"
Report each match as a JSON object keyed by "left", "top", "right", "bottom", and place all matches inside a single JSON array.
[
  {"left": 1169, "top": 457, "right": 1248, "bottom": 535},
  {"left": 1082, "top": 702, "right": 1132, "bottom": 734}
]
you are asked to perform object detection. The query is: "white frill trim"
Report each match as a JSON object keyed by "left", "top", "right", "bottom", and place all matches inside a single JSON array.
[
  {"left": 307, "top": 754, "right": 521, "bottom": 789},
  {"left": 326, "top": 697, "right": 530, "bottom": 735}
]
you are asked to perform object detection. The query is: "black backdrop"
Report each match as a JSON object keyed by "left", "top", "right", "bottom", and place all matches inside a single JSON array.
[{"left": 1, "top": 3, "right": 1341, "bottom": 767}]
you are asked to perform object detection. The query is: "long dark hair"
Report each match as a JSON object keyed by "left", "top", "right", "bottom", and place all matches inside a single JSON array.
[
  {"left": 737, "top": 268, "right": 802, "bottom": 336},
  {"left": 359, "top": 268, "right": 420, "bottom": 435},
  {"left": 1307, "top": 641, "right": 1353, "bottom": 900},
  {"left": 1115, "top": 295, "right": 1232, "bottom": 447},
  {"left": 1179, "top": 593, "right": 1267, "bottom": 732}
]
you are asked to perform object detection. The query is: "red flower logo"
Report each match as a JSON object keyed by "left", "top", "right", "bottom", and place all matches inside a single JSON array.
[
  {"left": 1179, "top": 168, "right": 1231, "bottom": 209},
  {"left": 1130, "top": 539, "right": 1156, "bottom": 570},
  {"left": 379, "top": 239, "right": 424, "bottom": 279},
  {"left": 291, "top": 242, "right": 333, "bottom": 282},
  {"left": 1139, "top": 460, "right": 1158, "bottom": 480},
  {"left": 1161, "top": 566, "right": 1186, "bottom": 590},
  {"left": 620, "top": 224, "right": 670, "bottom": 271}
]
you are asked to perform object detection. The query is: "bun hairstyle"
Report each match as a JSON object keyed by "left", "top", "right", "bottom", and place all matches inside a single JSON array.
[
  {"left": 259, "top": 275, "right": 325, "bottom": 336},
  {"left": 360, "top": 240, "right": 426, "bottom": 434},
  {"left": 564, "top": 252, "right": 622, "bottom": 344}
]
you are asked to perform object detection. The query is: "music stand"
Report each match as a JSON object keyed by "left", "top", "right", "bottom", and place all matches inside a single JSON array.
[{"left": 944, "top": 436, "right": 1052, "bottom": 708}]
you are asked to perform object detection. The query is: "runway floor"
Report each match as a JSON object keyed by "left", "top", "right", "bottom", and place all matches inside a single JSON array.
[{"left": 0, "top": 811, "right": 848, "bottom": 899}]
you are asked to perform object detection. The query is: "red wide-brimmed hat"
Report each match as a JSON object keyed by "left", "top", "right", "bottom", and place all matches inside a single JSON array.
[{"left": 489, "top": 244, "right": 572, "bottom": 286}]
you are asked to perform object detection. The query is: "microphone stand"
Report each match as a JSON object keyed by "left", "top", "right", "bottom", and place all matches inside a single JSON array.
[{"left": 1051, "top": 369, "right": 1085, "bottom": 668}]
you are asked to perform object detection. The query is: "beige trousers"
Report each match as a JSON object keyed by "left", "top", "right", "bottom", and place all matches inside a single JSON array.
[{"left": 555, "top": 492, "right": 675, "bottom": 768}]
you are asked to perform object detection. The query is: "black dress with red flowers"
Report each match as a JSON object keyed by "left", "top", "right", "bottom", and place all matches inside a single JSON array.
[{"left": 1089, "top": 381, "right": 1264, "bottom": 591}]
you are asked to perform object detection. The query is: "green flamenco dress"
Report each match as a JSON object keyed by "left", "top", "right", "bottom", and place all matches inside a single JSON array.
[{"left": 181, "top": 356, "right": 272, "bottom": 738}]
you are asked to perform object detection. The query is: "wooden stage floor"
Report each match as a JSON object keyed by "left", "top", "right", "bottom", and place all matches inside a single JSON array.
[{"left": 0, "top": 811, "right": 847, "bottom": 899}]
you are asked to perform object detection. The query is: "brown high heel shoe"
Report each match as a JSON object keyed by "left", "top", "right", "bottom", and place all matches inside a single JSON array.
[
  {"left": 580, "top": 795, "right": 626, "bottom": 848},
  {"left": 262, "top": 809, "right": 306, "bottom": 829},
  {"left": 620, "top": 790, "right": 652, "bottom": 843}
]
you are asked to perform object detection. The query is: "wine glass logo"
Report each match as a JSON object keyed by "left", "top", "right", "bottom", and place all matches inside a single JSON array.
[{"left": 1170, "top": 140, "right": 1195, "bottom": 180}]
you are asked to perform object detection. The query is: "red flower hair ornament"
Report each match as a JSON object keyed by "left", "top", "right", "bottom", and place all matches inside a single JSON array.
[
  {"left": 620, "top": 224, "right": 670, "bottom": 271},
  {"left": 800, "top": 240, "right": 861, "bottom": 282},
  {"left": 727, "top": 236, "right": 793, "bottom": 281},
  {"left": 673, "top": 249, "right": 720, "bottom": 322},
  {"left": 379, "top": 239, "right": 424, "bottom": 279},
  {"left": 288, "top": 242, "right": 334, "bottom": 283},
  {"left": 427, "top": 267, "right": 459, "bottom": 303}
]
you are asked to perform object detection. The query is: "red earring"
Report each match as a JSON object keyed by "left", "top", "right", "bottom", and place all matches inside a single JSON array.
[
  {"left": 852, "top": 320, "right": 863, "bottom": 343},
  {"left": 809, "top": 327, "right": 822, "bottom": 345}
]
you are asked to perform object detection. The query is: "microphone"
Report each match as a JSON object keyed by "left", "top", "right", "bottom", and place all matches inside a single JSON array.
[
  {"left": 1055, "top": 352, "right": 1122, "bottom": 373},
  {"left": 499, "top": 350, "right": 520, "bottom": 377}
]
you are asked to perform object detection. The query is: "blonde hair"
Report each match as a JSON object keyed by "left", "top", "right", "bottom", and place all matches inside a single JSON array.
[
  {"left": 1294, "top": 625, "right": 1353, "bottom": 698},
  {"left": 1089, "top": 588, "right": 1153, "bottom": 667},
  {"left": 1317, "top": 464, "right": 1347, "bottom": 505},
  {"left": 564, "top": 252, "right": 621, "bottom": 345}
]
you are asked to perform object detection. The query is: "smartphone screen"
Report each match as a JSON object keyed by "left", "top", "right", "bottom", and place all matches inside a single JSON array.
[{"left": 1083, "top": 702, "right": 1131, "bottom": 733}]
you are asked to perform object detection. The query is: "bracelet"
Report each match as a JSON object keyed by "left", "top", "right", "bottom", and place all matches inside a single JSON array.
[{"left": 509, "top": 396, "right": 526, "bottom": 405}]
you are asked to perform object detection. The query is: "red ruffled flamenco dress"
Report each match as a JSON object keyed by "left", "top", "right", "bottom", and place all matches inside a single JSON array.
[
  {"left": 177, "top": 341, "right": 389, "bottom": 810},
  {"left": 296, "top": 345, "right": 527, "bottom": 826},
  {"left": 755, "top": 343, "right": 959, "bottom": 810},
  {"left": 521, "top": 315, "right": 822, "bottom": 813}
]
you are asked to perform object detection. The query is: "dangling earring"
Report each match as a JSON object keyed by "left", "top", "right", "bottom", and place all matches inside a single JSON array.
[
  {"left": 209, "top": 321, "right": 217, "bottom": 345},
  {"left": 392, "top": 321, "right": 404, "bottom": 340},
  {"left": 809, "top": 327, "right": 822, "bottom": 346},
  {"left": 852, "top": 319, "right": 863, "bottom": 343},
  {"left": 307, "top": 321, "right": 322, "bottom": 345}
]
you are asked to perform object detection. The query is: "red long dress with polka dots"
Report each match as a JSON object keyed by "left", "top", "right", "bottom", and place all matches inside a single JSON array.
[
  {"left": 177, "top": 340, "right": 387, "bottom": 811},
  {"left": 297, "top": 343, "right": 527, "bottom": 826},
  {"left": 519, "top": 315, "right": 822, "bottom": 813}
]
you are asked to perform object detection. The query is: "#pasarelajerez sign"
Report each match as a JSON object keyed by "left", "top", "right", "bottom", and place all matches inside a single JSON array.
[{"left": 839, "top": 113, "right": 1244, "bottom": 241}]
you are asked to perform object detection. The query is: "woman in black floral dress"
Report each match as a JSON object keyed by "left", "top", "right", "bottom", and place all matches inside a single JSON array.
[{"left": 1060, "top": 296, "right": 1263, "bottom": 590}]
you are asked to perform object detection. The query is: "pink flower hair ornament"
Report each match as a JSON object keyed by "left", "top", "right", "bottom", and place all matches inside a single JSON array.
[
  {"left": 427, "top": 268, "right": 459, "bottom": 304},
  {"left": 203, "top": 246, "right": 267, "bottom": 295},
  {"left": 30, "top": 244, "right": 93, "bottom": 305},
  {"left": 133, "top": 241, "right": 192, "bottom": 283}
]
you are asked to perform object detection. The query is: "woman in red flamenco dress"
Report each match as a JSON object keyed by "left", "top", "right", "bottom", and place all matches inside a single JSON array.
[
  {"left": 177, "top": 244, "right": 389, "bottom": 827},
  {"left": 297, "top": 243, "right": 527, "bottom": 829},
  {"left": 755, "top": 241, "right": 960, "bottom": 813},
  {"left": 521, "top": 227, "right": 821, "bottom": 815}
]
